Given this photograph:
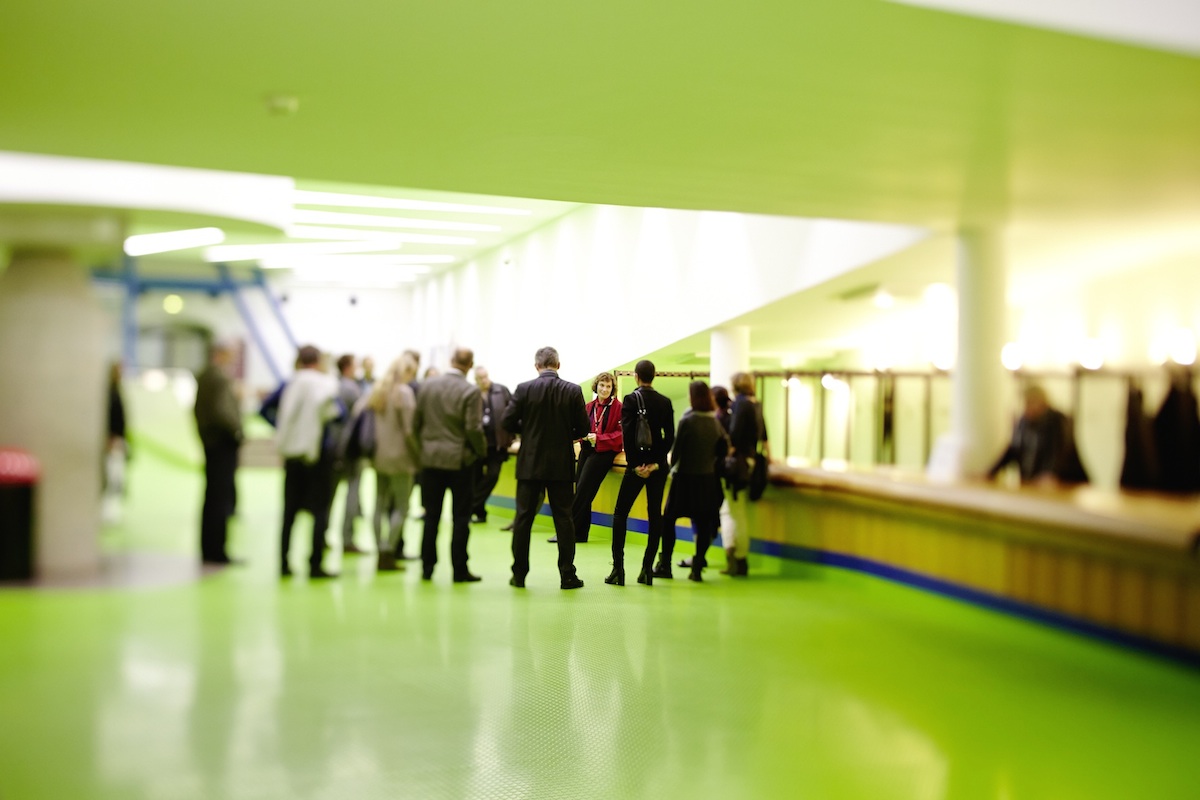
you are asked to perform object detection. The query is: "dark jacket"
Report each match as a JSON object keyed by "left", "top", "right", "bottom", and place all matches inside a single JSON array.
[
  {"left": 414, "top": 370, "right": 486, "bottom": 470},
  {"left": 729, "top": 394, "right": 767, "bottom": 458},
  {"left": 194, "top": 363, "right": 242, "bottom": 447},
  {"left": 502, "top": 369, "right": 589, "bottom": 481},
  {"left": 620, "top": 385, "right": 674, "bottom": 470},
  {"left": 988, "top": 408, "right": 1088, "bottom": 484},
  {"left": 669, "top": 410, "right": 729, "bottom": 476},
  {"left": 1153, "top": 383, "right": 1200, "bottom": 493},
  {"left": 482, "top": 382, "right": 515, "bottom": 452}
]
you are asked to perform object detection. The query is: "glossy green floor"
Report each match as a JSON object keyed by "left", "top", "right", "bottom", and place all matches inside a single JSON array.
[{"left": 3, "top": 452, "right": 1200, "bottom": 799}]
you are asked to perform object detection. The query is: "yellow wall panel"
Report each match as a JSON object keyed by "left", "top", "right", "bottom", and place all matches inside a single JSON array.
[
  {"left": 1058, "top": 552, "right": 1087, "bottom": 617},
  {"left": 1083, "top": 559, "right": 1118, "bottom": 626},
  {"left": 1113, "top": 566, "right": 1150, "bottom": 633}
]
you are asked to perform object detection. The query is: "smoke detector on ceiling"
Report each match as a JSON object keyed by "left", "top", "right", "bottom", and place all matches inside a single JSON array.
[{"left": 263, "top": 93, "right": 300, "bottom": 116}]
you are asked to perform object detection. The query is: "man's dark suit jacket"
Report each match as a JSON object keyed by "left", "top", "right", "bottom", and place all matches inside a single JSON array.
[
  {"left": 502, "top": 369, "right": 588, "bottom": 482},
  {"left": 621, "top": 385, "right": 674, "bottom": 470}
]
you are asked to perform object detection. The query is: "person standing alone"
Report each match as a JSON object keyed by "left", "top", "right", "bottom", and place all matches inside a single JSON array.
[
  {"left": 194, "top": 342, "right": 243, "bottom": 565},
  {"left": 501, "top": 346, "right": 588, "bottom": 590}
]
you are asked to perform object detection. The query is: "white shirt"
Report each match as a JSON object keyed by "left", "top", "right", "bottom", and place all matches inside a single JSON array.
[{"left": 276, "top": 369, "right": 339, "bottom": 462}]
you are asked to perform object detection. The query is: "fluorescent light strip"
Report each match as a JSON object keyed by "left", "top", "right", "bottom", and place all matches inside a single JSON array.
[
  {"left": 204, "top": 240, "right": 401, "bottom": 263},
  {"left": 293, "top": 189, "right": 533, "bottom": 216},
  {"left": 124, "top": 227, "right": 225, "bottom": 256},
  {"left": 292, "top": 209, "right": 501, "bottom": 233},
  {"left": 259, "top": 255, "right": 450, "bottom": 270},
  {"left": 286, "top": 225, "right": 414, "bottom": 242}
]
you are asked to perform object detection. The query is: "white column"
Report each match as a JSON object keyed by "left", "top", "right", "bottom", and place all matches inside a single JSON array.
[
  {"left": 710, "top": 326, "right": 750, "bottom": 390},
  {"left": 0, "top": 246, "right": 111, "bottom": 579},
  {"left": 930, "top": 228, "right": 1008, "bottom": 479}
]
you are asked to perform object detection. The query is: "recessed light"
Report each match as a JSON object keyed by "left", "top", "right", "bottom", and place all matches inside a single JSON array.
[{"left": 124, "top": 227, "right": 225, "bottom": 256}]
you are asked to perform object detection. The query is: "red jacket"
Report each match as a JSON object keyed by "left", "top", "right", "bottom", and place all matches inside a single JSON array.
[{"left": 586, "top": 397, "right": 623, "bottom": 453}]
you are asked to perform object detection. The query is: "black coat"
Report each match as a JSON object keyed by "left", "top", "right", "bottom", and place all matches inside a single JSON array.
[
  {"left": 502, "top": 370, "right": 589, "bottom": 481},
  {"left": 621, "top": 385, "right": 675, "bottom": 469}
]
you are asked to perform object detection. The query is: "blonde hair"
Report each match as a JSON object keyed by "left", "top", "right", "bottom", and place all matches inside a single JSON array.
[
  {"left": 731, "top": 371, "right": 755, "bottom": 396},
  {"left": 369, "top": 352, "right": 419, "bottom": 412}
]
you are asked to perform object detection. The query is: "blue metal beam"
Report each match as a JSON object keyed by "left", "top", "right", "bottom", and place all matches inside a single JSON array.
[
  {"left": 215, "top": 262, "right": 283, "bottom": 384},
  {"left": 252, "top": 269, "right": 299, "bottom": 351}
]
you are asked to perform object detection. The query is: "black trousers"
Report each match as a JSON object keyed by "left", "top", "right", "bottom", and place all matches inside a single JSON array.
[
  {"left": 470, "top": 447, "right": 508, "bottom": 518},
  {"left": 421, "top": 466, "right": 475, "bottom": 577},
  {"left": 571, "top": 449, "right": 616, "bottom": 542},
  {"left": 511, "top": 479, "right": 578, "bottom": 581},
  {"left": 610, "top": 467, "right": 666, "bottom": 573},
  {"left": 200, "top": 437, "right": 240, "bottom": 562},
  {"left": 281, "top": 456, "right": 333, "bottom": 572}
]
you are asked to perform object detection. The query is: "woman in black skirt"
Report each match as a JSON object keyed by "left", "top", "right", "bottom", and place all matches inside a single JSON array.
[{"left": 644, "top": 380, "right": 730, "bottom": 582}]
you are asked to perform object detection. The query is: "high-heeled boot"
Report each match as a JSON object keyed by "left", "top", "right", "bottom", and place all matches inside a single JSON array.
[
  {"left": 636, "top": 566, "right": 654, "bottom": 586},
  {"left": 604, "top": 564, "right": 625, "bottom": 586},
  {"left": 652, "top": 556, "right": 673, "bottom": 579}
]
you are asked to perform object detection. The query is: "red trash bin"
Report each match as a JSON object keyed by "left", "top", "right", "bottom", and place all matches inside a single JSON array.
[{"left": 0, "top": 448, "right": 38, "bottom": 581}]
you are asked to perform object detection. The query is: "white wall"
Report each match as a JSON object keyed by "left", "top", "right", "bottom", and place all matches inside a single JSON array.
[{"left": 399, "top": 204, "right": 927, "bottom": 387}]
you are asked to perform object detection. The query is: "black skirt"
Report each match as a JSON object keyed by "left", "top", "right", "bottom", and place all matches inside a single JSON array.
[{"left": 663, "top": 472, "right": 723, "bottom": 521}]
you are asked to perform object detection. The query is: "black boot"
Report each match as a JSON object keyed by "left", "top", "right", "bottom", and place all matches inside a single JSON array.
[
  {"left": 604, "top": 566, "right": 625, "bottom": 586},
  {"left": 636, "top": 567, "right": 654, "bottom": 586},
  {"left": 652, "top": 557, "right": 673, "bottom": 579}
]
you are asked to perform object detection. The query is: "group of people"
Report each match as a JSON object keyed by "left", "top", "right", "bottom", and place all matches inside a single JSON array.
[{"left": 192, "top": 341, "right": 772, "bottom": 589}]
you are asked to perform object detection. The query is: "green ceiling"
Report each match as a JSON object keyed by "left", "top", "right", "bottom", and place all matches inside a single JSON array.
[{"left": 1, "top": 0, "right": 1197, "bottom": 231}]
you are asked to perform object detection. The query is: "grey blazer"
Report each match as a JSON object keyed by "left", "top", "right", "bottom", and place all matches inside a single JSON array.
[{"left": 413, "top": 370, "right": 486, "bottom": 470}]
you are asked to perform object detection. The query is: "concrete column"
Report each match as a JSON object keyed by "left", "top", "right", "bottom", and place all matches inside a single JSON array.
[
  {"left": 930, "top": 228, "right": 1008, "bottom": 479},
  {"left": 0, "top": 247, "right": 111, "bottom": 579},
  {"left": 710, "top": 326, "right": 750, "bottom": 390}
]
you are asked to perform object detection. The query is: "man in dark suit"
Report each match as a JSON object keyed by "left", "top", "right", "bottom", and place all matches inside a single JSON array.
[
  {"left": 607, "top": 359, "right": 674, "bottom": 586},
  {"left": 470, "top": 365, "right": 514, "bottom": 523},
  {"left": 413, "top": 347, "right": 487, "bottom": 582},
  {"left": 501, "top": 346, "right": 589, "bottom": 590}
]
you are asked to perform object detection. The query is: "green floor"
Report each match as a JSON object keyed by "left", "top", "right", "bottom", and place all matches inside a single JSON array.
[{"left": 3, "top": 451, "right": 1200, "bottom": 799}]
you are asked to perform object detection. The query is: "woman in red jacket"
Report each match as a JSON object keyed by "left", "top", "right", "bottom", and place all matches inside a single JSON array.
[{"left": 567, "top": 371, "right": 623, "bottom": 544}]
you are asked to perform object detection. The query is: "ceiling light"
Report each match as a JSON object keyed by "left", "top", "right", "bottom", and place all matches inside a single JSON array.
[
  {"left": 204, "top": 240, "right": 402, "bottom": 263},
  {"left": 285, "top": 225, "right": 416, "bottom": 242},
  {"left": 124, "top": 227, "right": 225, "bottom": 256},
  {"left": 259, "top": 254, "right": 452, "bottom": 270},
  {"left": 291, "top": 209, "right": 501, "bottom": 232},
  {"left": 293, "top": 190, "right": 533, "bottom": 216},
  {"left": 872, "top": 289, "right": 895, "bottom": 309},
  {"left": 162, "top": 294, "right": 184, "bottom": 314}
]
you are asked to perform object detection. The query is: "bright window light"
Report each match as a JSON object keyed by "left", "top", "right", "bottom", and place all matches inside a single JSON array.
[
  {"left": 162, "top": 294, "right": 184, "bottom": 314},
  {"left": 291, "top": 264, "right": 426, "bottom": 285},
  {"left": 291, "top": 209, "right": 501, "bottom": 233},
  {"left": 1168, "top": 328, "right": 1197, "bottom": 366},
  {"left": 1079, "top": 339, "right": 1105, "bottom": 370},
  {"left": 872, "top": 289, "right": 895, "bottom": 309},
  {"left": 292, "top": 190, "right": 533, "bottom": 216},
  {"left": 124, "top": 227, "right": 225, "bottom": 256}
]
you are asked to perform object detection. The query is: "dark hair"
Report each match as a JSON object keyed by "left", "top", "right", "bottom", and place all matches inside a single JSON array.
[
  {"left": 535, "top": 346, "right": 560, "bottom": 370},
  {"left": 712, "top": 385, "right": 731, "bottom": 411},
  {"left": 635, "top": 359, "right": 655, "bottom": 384},
  {"left": 591, "top": 371, "right": 616, "bottom": 395},
  {"left": 336, "top": 354, "right": 355, "bottom": 374},
  {"left": 297, "top": 345, "right": 320, "bottom": 367},
  {"left": 689, "top": 380, "right": 715, "bottom": 412},
  {"left": 451, "top": 347, "right": 474, "bottom": 371}
]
